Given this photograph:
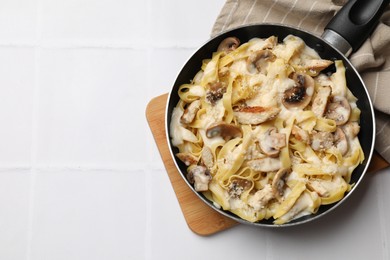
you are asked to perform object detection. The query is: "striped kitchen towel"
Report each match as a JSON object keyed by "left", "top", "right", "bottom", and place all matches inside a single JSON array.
[{"left": 211, "top": 0, "right": 390, "bottom": 163}]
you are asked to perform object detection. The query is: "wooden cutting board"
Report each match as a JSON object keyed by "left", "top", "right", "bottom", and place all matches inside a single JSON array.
[{"left": 145, "top": 93, "right": 389, "bottom": 236}]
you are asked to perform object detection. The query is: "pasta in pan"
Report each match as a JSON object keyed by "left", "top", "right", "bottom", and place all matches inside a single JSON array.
[{"left": 169, "top": 34, "right": 364, "bottom": 225}]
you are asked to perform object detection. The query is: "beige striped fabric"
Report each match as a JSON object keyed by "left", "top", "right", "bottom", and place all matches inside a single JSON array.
[{"left": 211, "top": 0, "right": 390, "bottom": 163}]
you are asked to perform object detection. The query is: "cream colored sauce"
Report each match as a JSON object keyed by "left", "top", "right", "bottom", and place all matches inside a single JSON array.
[
  {"left": 247, "top": 38, "right": 267, "bottom": 52},
  {"left": 170, "top": 107, "right": 198, "bottom": 146},
  {"left": 189, "top": 85, "right": 205, "bottom": 97},
  {"left": 199, "top": 129, "right": 224, "bottom": 149},
  {"left": 284, "top": 192, "right": 316, "bottom": 222},
  {"left": 200, "top": 100, "right": 225, "bottom": 128},
  {"left": 171, "top": 34, "right": 363, "bottom": 225},
  {"left": 229, "top": 59, "right": 249, "bottom": 76}
]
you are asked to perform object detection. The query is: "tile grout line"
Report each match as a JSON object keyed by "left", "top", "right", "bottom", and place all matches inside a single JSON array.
[
  {"left": 14, "top": 164, "right": 149, "bottom": 172},
  {"left": 144, "top": 157, "right": 153, "bottom": 260},
  {"left": 0, "top": 41, "right": 200, "bottom": 50},
  {"left": 26, "top": 0, "right": 43, "bottom": 258},
  {"left": 144, "top": 0, "right": 153, "bottom": 259},
  {"left": 25, "top": 54, "right": 39, "bottom": 260}
]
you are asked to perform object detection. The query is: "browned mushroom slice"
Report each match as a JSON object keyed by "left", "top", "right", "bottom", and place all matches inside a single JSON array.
[
  {"left": 342, "top": 121, "right": 360, "bottom": 139},
  {"left": 247, "top": 157, "right": 282, "bottom": 172},
  {"left": 310, "top": 130, "right": 334, "bottom": 152},
  {"left": 206, "top": 122, "right": 242, "bottom": 141},
  {"left": 248, "top": 184, "right": 274, "bottom": 210},
  {"left": 291, "top": 125, "right": 310, "bottom": 144},
  {"left": 186, "top": 165, "right": 212, "bottom": 192},
  {"left": 228, "top": 178, "right": 252, "bottom": 198},
  {"left": 272, "top": 168, "right": 291, "bottom": 201},
  {"left": 334, "top": 127, "right": 348, "bottom": 155},
  {"left": 311, "top": 86, "right": 332, "bottom": 117},
  {"left": 205, "top": 82, "right": 226, "bottom": 105},
  {"left": 201, "top": 146, "right": 214, "bottom": 170},
  {"left": 259, "top": 127, "right": 286, "bottom": 157},
  {"left": 234, "top": 106, "right": 280, "bottom": 125},
  {"left": 282, "top": 73, "right": 314, "bottom": 110},
  {"left": 180, "top": 100, "right": 201, "bottom": 124},
  {"left": 325, "top": 96, "right": 351, "bottom": 125},
  {"left": 176, "top": 152, "right": 198, "bottom": 166},
  {"left": 246, "top": 50, "right": 276, "bottom": 74},
  {"left": 217, "top": 37, "right": 240, "bottom": 53}
]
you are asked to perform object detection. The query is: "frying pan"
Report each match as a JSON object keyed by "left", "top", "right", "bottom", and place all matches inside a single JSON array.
[{"left": 166, "top": 0, "right": 388, "bottom": 227}]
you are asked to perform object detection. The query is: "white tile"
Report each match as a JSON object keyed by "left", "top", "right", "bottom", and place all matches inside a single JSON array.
[
  {"left": 148, "top": 170, "right": 265, "bottom": 260},
  {"left": 35, "top": 48, "right": 148, "bottom": 168},
  {"left": 148, "top": 169, "right": 182, "bottom": 225},
  {"left": 0, "top": 0, "right": 37, "bottom": 42},
  {"left": 145, "top": 130, "right": 165, "bottom": 171},
  {"left": 146, "top": 48, "right": 197, "bottom": 170},
  {"left": 0, "top": 170, "right": 31, "bottom": 260},
  {"left": 40, "top": 0, "right": 148, "bottom": 43},
  {"left": 0, "top": 47, "right": 35, "bottom": 167},
  {"left": 148, "top": 169, "right": 191, "bottom": 258},
  {"left": 149, "top": 168, "right": 390, "bottom": 259},
  {"left": 147, "top": 48, "right": 196, "bottom": 98},
  {"left": 30, "top": 169, "right": 145, "bottom": 260},
  {"left": 148, "top": 169, "right": 268, "bottom": 259},
  {"left": 149, "top": 0, "right": 226, "bottom": 47}
]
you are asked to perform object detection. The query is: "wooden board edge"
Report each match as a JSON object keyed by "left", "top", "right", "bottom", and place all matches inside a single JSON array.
[{"left": 146, "top": 94, "right": 238, "bottom": 236}]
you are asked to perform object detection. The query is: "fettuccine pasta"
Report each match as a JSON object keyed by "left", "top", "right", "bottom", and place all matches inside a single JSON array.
[{"left": 169, "top": 35, "right": 363, "bottom": 225}]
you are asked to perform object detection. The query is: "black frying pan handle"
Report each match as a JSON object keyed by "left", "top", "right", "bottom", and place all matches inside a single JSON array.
[{"left": 323, "top": 0, "right": 389, "bottom": 56}]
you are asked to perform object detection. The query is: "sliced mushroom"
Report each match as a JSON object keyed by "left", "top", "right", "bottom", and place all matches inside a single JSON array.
[
  {"left": 247, "top": 157, "right": 282, "bottom": 172},
  {"left": 246, "top": 50, "right": 276, "bottom": 74},
  {"left": 228, "top": 178, "right": 252, "bottom": 198},
  {"left": 259, "top": 127, "right": 286, "bottom": 157},
  {"left": 205, "top": 82, "right": 226, "bottom": 105},
  {"left": 272, "top": 168, "right": 291, "bottom": 201},
  {"left": 201, "top": 146, "right": 214, "bottom": 169},
  {"left": 282, "top": 73, "right": 314, "bottom": 110},
  {"left": 342, "top": 121, "right": 360, "bottom": 139},
  {"left": 325, "top": 95, "right": 351, "bottom": 125},
  {"left": 186, "top": 165, "right": 212, "bottom": 192},
  {"left": 291, "top": 125, "right": 310, "bottom": 144},
  {"left": 248, "top": 184, "right": 274, "bottom": 210},
  {"left": 176, "top": 152, "right": 198, "bottom": 166},
  {"left": 310, "top": 130, "right": 334, "bottom": 152},
  {"left": 311, "top": 86, "right": 332, "bottom": 117},
  {"left": 310, "top": 127, "right": 348, "bottom": 155},
  {"left": 334, "top": 127, "right": 348, "bottom": 155},
  {"left": 180, "top": 100, "right": 201, "bottom": 124},
  {"left": 206, "top": 122, "right": 242, "bottom": 141},
  {"left": 234, "top": 106, "right": 280, "bottom": 125},
  {"left": 217, "top": 37, "right": 240, "bottom": 53}
]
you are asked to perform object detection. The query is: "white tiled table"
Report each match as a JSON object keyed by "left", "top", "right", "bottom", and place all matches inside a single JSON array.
[{"left": 1, "top": 1, "right": 389, "bottom": 259}]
